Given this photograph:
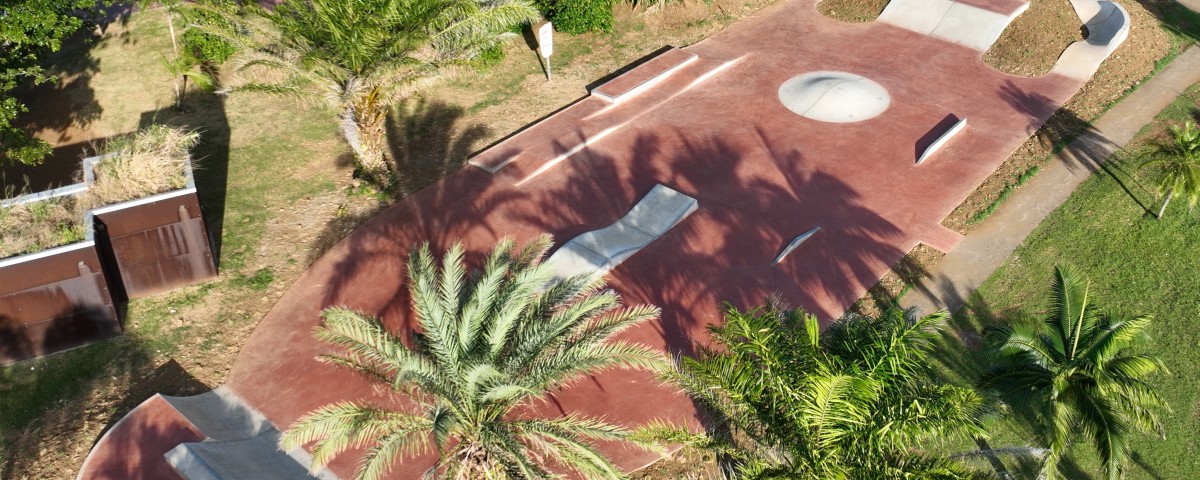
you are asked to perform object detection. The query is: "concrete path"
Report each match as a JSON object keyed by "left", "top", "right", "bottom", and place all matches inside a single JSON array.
[
  {"left": 1181, "top": 0, "right": 1200, "bottom": 14},
  {"left": 902, "top": 46, "right": 1200, "bottom": 316}
]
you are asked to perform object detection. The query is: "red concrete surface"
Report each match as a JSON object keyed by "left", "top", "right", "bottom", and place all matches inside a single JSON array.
[
  {"left": 229, "top": 0, "right": 1082, "bottom": 476},
  {"left": 76, "top": 396, "right": 201, "bottom": 480},
  {"left": 82, "top": 0, "right": 1084, "bottom": 478}
]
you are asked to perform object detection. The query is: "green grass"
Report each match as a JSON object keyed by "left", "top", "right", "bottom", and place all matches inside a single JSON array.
[{"left": 935, "top": 83, "right": 1200, "bottom": 479}]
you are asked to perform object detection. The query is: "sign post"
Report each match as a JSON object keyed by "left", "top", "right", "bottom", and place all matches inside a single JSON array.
[{"left": 537, "top": 22, "right": 553, "bottom": 81}]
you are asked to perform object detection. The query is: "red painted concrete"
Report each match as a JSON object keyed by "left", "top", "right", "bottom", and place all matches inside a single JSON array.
[
  {"left": 81, "top": 0, "right": 1083, "bottom": 477},
  {"left": 76, "top": 396, "right": 200, "bottom": 480}
]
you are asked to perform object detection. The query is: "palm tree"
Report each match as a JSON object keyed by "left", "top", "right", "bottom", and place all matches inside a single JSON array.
[
  {"left": 204, "top": 0, "right": 537, "bottom": 186},
  {"left": 281, "top": 235, "right": 668, "bottom": 480},
  {"left": 1133, "top": 120, "right": 1200, "bottom": 219},
  {"left": 978, "top": 266, "right": 1168, "bottom": 480},
  {"left": 645, "top": 302, "right": 987, "bottom": 479}
]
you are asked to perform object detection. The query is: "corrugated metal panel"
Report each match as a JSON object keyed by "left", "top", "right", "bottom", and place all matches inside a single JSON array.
[
  {"left": 95, "top": 190, "right": 217, "bottom": 299},
  {"left": 0, "top": 245, "right": 120, "bottom": 364}
]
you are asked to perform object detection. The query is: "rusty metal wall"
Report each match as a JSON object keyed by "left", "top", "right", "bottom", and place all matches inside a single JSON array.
[
  {"left": 0, "top": 245, "right": 121, "bottom": 364},
  {"left": 94, "top": 191, "right": 217, "bottom": 299}
]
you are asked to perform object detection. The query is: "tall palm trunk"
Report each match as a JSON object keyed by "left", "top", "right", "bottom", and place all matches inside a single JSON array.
[
  {"left": 340, "top": 84, "right": 391, "bottom": 185},
  {"left": 1157, "top": 190, "right": 1174, "bottom": 219}
]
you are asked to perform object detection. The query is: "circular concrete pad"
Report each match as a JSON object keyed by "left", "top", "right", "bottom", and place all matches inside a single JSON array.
[{"left": 778, "top": 71, "right": 891, "bottom": 123}]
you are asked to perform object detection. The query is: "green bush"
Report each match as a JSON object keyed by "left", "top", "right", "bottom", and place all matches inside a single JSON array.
[
  {"left": 473, "top": 43, "right": 507, "bottom": 69},
  {"left": 542, "top": 0, "right": 614, "bottom": 34},
  {"left": 182, "top": 29, "right": 237, "bottom": 64}
]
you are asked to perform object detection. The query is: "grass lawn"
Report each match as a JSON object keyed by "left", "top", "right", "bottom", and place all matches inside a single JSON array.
[{"left": 933, "top": 83, "right": 1200, "bottom": 479}]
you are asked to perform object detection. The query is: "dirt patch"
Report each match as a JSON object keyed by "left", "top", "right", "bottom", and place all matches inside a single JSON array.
[
  {"left": 816, "top": 0, "right": 889, "bottom": 22},
  {"left": 850, "top": 243, "right": 945, "bottom": 316},
  {"left": 944, "top": 1, "right": 1177, "bottom": 231},
  {"left": 632, "top": 445, "right": 724, "bottom": 480},
  {"left": 984, "top": 0, "right": 1084, "bottom": 76}
]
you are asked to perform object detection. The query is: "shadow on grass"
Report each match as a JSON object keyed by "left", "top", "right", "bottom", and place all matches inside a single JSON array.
[
  {"left": 998, "top": 81, "right": 1157, "bottom": 217},
  {"left": 139, "top": 90, "right": 232, "bottom": 268},
  {"left": 386, "top": 98, "right": 491, "bottom": 197},
  {"left": 1130, "top": 0, "right": 1200, "bottom": 43},
  {"left": 0, "top": 340, "right": 208, "bottom": 478}
]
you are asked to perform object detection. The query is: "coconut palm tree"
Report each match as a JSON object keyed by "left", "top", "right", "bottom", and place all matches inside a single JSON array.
[
  {"left": 203, "top": 0, "right": 537, "bottom": 187},
  {"left": 1133, "top": 120, "right": 1200, "bottom": 219},
  {"left": 644, "top": 302, "right": 987, "bottom": 479},
  {"left": 978, "top": 266, "right": 1168, "bottom": 480},
  {"left": 281, "top": 235, "right": 668, "bottom": 480}
]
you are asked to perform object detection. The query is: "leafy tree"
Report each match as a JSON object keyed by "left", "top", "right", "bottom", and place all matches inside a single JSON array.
[
  {"left": 202, "top": 0, "right": 537, "bottom": 188},
  {"left": 0, "top": 0, "right": 110, "bottom": 164},
  {"left": 645, "top": 303, "right": 987, "bottom": 479},
  {"left": 978, "top": 266, "right": 1168, "bottom": 480},
  {"left": 281, "top": 235, "right": 668, "bottom": 480},
  {"left": 1132, "top": 121, "right": 1200, "bottom": 219}
]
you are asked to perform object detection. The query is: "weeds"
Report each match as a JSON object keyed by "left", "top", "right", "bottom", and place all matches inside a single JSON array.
[
  {"left": 233, "top": 268, "right": 274, "bottom": 291},
  {"left": 81, "top": 125, "right": 199, "bottom": 209},
  {"left": 967, "top": 166, "right": 1040, "bottom": 225},
  {"left": 0, "top": 125, "right": 199, "bottom": 260},
  {"left": 0, "top": 196, "right": 86, "bottom": 259}
]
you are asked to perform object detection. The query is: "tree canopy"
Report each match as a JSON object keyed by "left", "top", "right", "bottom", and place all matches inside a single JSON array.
[{"left": 0, "top": 0, "right": 109, "bottom": 164}]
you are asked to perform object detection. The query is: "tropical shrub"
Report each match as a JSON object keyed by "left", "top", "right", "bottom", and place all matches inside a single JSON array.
[
  {"left": 644, "top": 302, "right": 987, "bottom": 479},
  {"left": 978, "top": 265, "right": 1168, "bottom": 480},
  {"left": 282, "top": 235, "right": 669, "bottom": 479},
  {"left": 540, "top": 0, "right": 615, "bottom": 34}
]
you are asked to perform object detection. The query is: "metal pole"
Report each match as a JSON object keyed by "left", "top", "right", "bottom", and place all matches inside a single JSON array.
[{"left": 546, "top": 57, "right": 552, "bottom": 82}]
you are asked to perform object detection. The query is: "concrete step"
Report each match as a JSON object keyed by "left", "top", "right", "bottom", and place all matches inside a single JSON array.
[
  {"left": 591, "top": 47, "right": 697, "bottom": 104},
  {"left": 495, "top": 53, "right": 745, "bottom": 185}
]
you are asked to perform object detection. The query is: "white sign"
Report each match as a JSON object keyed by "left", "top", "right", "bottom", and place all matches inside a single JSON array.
[{"left": 538, "top": 23, "right": 554, "bottom": 59}]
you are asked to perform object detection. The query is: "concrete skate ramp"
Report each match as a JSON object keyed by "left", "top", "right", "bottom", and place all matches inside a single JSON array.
[
  {"left": 879, "top": 0, "right": 1029, "bottom": 51},
  {"left": 160, "top": 387, "right": 273, "bottom": 441},
  {"left": 165, "top": 433, "right": 334, "bottom": 480},
  {"left": 548, "top": 184, "right": 697, "bottom": 281},
  {"left": 1051, "top": 1, "right": 1130, "bottom": 80},
  {"left": 778, "top": 71, "right": 890, "bottom": 123}
]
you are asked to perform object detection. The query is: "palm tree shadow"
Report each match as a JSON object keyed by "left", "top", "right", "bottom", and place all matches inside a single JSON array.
[
  {"left": 997, "top": 81, "right": 1155, "bottom": 216},
  {"left": 502, "top": 127, "right": 911, "bottom": 358},
  {"left": 385, "top": 98, "right": 492, "bottom": 197}
]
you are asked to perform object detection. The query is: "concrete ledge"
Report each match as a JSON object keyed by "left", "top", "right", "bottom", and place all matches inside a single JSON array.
[
  {"left": 592, "top": 47, "right": 698, "bottom": 104},
  {"left": 548, "top": 184, "right": 698, "bottom": 280},
  {"left": 773, "top": 226, "right": 821, "bottom": 266},
  {"left": 1050, "top": 1, "right": 1130, "bottom": 80},
  {"left": 917, "top": 117, "right": 968, "bottom": 165}
]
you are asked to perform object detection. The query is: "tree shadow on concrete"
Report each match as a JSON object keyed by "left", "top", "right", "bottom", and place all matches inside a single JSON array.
[
  {"left": 999, "top": 81, "right": 1156, "bottom": 216},
  {"left": 139, "top": 90, "right": 232, "bottom": 267},
  {"left": 497, "top": 127, "right": 910, "bottom": 357},
  {"left": 304, "top": 98, "right": 492, "bottom": 269}
]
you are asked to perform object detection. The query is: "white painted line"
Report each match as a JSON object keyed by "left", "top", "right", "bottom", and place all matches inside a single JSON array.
[
  {"left": 515, "top": 122, "right": 631, "bottom": 186},
  {"left": 593, "top": 52, "right": 698, "bottom": 104}
]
